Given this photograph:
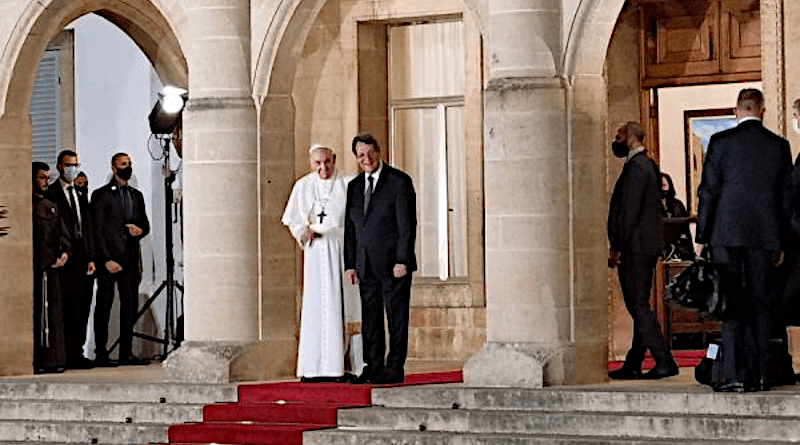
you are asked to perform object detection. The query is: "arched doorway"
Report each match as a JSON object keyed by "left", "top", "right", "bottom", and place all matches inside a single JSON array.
[
  {"left": 567, "top": 0, "right": 789, "bottom": 375},
  {"left": 252, "top": 0, "right": 488, "bottom": 376},
  {"left": 0, "top": 0, "right": 186, "bottom": 375}
]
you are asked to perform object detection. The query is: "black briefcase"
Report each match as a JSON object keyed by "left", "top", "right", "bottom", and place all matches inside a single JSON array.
[{"left": 667, "top": 259, "right": 727, "bottom": 320}]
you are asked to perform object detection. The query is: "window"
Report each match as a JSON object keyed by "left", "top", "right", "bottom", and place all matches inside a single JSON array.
[
  {"left": 31, "top": 49, "right": 61, "bottom": 165},
  {"left": 388, "top": 20, "right": 467, "bottom": 280}
]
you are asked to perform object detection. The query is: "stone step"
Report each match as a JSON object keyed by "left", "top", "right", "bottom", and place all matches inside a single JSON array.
[
  {"left": 303, "top": 430, "right": 788, "bottom": 445},
  {"left": 0, "top": 399, "right": 203, "bottom": 423},
  {"left": 371, "top": 386, "right": 800, "bottom": 417},
  {"left": 0, "top": 419, "right": 167, "bottom": 444},
  {"left": 335, "top": 406, "right": 800, "bottom": 442},
  {"left": 0, "top": 381, "right": 236, "bottom": 404}
]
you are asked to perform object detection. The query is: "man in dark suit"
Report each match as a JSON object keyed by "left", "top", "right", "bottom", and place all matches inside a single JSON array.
[
  {"left": 50, "top": 150, "right": 95, "bottom": 368},
  {"left": 608, "top": 122, "right": 678, "bottom": 380},
  {"left": 344, "top": 133, "right": 416, "bottom": 384},
  {"left": 90, "top": 153, "right": 150, "bottom": 365},
  {"left": 697, "top": 89, "right": 792, "bottom": 392}
]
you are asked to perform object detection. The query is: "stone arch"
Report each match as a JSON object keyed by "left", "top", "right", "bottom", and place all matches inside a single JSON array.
[
  {"left": 252, "top": 0, "right": 486, "bottom": 102},
  {"left": 0, "top": 0, "right": 186, "bottom": 375},
  {"left": 559, "top": 0, "right": 631, "bottom": 384},
  {"left": 563, "top": 0, "right": 626, "bottom": 78},
  {"left": 2, "top": 0, "right": 187, "bottom": 115}
]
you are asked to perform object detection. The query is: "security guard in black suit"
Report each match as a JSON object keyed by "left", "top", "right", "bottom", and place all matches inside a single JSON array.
[
  {"left": 697, "top": 89, "right": 792, "bottom": 392},
  {"left": 608, "top": 122, "right": 678, "bottom": 381},
  {"left": 90, "top": 153, "right": 150, "bottom": 365}
]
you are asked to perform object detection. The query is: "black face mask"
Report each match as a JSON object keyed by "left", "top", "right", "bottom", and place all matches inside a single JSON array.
[
  {"left": 661, "top": 190, "right": 670, "bottom": 199},
  {"left": 117, "top": 166, "right": 133, "bottom": 180},
  {"left": 611, "top": 140, "right": 629, "bottom": 158}
]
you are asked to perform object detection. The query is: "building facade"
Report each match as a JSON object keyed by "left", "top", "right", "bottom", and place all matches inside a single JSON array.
[{"left": 0, "top": 0, "right": 798, "bottom": 387}]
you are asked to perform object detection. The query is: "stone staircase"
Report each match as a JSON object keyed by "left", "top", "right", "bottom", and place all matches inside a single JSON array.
[
  {"left": 0, "top": 379, "right": 236, "bottom": 444},
  {"left": 304, "top": 385, "right": 800, "bottom": 444}
]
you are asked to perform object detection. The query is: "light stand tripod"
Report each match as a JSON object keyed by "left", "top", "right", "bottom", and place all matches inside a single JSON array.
[{"left": 107, "top": 134, "right": 183, "bottom": 360}]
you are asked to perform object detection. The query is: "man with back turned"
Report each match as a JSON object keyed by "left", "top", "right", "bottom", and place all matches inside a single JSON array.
[{"left": 696, "top": 89, "right": 791, "bottom": 392}]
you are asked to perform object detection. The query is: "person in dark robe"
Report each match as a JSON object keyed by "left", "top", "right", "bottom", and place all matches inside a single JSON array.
[{"left": 32, "top": 162, "right": 70, "bottom": 373}]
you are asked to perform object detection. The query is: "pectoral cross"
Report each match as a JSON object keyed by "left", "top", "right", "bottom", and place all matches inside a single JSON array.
[{"left": 317, "top": 209, "right": 327, "bottom": 223}]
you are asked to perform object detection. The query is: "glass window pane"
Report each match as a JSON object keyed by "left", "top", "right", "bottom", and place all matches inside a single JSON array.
[
  {"left": 389, "top": 21, "right": 464, "bottom": 100},
  {"left": 393, "top": 107, "right": 442, "bottom": 278},
  {"left": 446, "top": 105, "right": 467, "bottom": 277}
]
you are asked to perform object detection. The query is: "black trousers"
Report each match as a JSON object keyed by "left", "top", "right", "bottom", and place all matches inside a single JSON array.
[
  {"left": 358, "top": 266, "right": 412, "bottom": 378},
  {"left": 713, "top": 246, "right": 772, "bottom": 383},
  {"left": 618, "top": 251, "right": 673, "bottom": 367},
  {"left": 59, "top": 238, "right": 91, "bottom": 365},
  {"left": 95, "top": 266, "right": 139, "bottom": 360}
]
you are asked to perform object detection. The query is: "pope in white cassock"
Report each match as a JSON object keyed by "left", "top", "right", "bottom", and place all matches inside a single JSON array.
[{"left": 282, "top": 145, "right": 366, "bottom": 381}]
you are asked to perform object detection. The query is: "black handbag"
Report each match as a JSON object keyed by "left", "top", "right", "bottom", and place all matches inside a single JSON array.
[{"left": 667, "top": 259, "right": 727, "bottom": 319}]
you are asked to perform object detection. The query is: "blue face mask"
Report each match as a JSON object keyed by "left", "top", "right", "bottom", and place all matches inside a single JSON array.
[{"left": 63, "top": 166, "right": 80, "bottom": 182}]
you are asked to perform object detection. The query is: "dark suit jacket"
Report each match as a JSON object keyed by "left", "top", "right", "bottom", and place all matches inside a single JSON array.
[
  {"left": 607, "top": 150, "right": 663, "bottom": 255},
  {"left": 90, "top": 181, "right": 150, "bottom": 272},
  {"left": 696, "top": 119, "right": 792, "bottom": 250},
  {"left": 50, "top": 179, "right": 92, "bottom": 259},
  {"left": 344, "top": 164, "right": 417, "bottom": 277}
]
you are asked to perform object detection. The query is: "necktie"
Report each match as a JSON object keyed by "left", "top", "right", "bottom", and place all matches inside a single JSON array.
[
  {"left": 364, "top": 175, "right": 373, "bottom": 215},
  {"left": 67, "top": 185, "right": 82, "bottom": 235},
  {"left": 121, "top": 186, "right": 132, "bottom": 221}
]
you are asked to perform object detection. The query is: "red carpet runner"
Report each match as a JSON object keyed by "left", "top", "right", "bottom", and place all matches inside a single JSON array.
[{"left": 167, "top": 370, "right": 463, "bottom": 445}]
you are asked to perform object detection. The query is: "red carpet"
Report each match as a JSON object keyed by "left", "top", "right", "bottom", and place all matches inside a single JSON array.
[
  {"left": 167, "top": 370, "right": 463, "bottom": 445},
  {"left": 607, "top": 350, "right": 705, "bottom": 371}
]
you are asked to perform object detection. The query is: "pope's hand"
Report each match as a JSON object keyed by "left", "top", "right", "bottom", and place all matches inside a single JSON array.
[
  {"left": 301, "top": 229, "right": 318, "bottom": 243},
  {"left": 345, "top": 269, "right": 357, "bottom": 284}
]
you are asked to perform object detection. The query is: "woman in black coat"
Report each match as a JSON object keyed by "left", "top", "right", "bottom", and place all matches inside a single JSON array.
[{"left": 661, "top": 173, "right": 695, "bottom": 260}]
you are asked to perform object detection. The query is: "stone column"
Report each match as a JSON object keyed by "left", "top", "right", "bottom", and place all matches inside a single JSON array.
[
  {"left": 0, "top": 112, "right": 34, "bottom": 376},
  {"left": 163, "top": 0, "right": 259, "bottom": 382},
  {"left": 464, "top": 0, "right": 596, "bottom": 387}
]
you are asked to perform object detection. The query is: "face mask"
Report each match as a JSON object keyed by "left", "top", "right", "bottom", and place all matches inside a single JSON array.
[
  {"left": 117, "top": 166, "right": 133, "bottom": 180},
  {"left": 611, "top": 140, "right": 629, "bottom": 158},
  {"left": 661, "top": 190, "right": 670, "bottom": 199},
  {"left": 792, "top": 116, "right": 800, "bottom": 136},
  {"left": 63, "top": 166, "right": 79, "bottom": 182}
]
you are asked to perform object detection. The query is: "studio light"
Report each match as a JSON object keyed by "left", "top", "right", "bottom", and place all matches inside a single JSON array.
[{"left": 148, "top": 86, "right": 187, "bottom": 135}]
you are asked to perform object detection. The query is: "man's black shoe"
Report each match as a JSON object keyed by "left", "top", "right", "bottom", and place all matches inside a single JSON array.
[
  {"left": 350, "top": 372, "right": 371, "bottom": 384},
  {"left": 94, "top": 358, "right": 118, "bottom": 368},
  {"left": 371, "top": 368, "right": 404, "bottom": 384},
  {"left": 71, "top": 358, "right": 95, "bottom": 370},
  {"left": 713, "top": 381, "right": 745, "bottom": 393},
  {"left": 300, "top": 376, "right": 341, "bottom": 383},
  {"left": 641, "top": 363, "right": 680, "bottom": 380},
  {"left": 608, "top": 367, "right": 640, "bottom": 380},
  {"left": 746, "top": 378, "right": 769, "bottom": 392},
  {"left": 34, "top": 366, "right": 65, "bottom": 375},
  {"left": 120, "top": 356, "right": 149, "bottom": 366}
]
